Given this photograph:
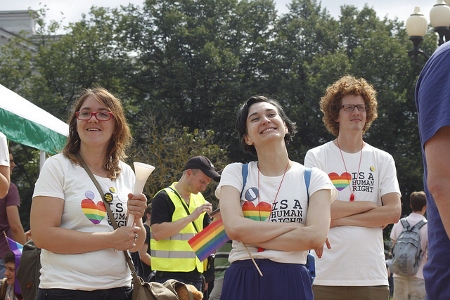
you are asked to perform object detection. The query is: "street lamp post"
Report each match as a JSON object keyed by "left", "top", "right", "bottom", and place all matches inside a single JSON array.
[
  {"left": 406, "top": 7, "right": 429, "bottom": 60},
  {"left": 406, "top": 0, "right": 450, "bottom": 60},
  {"left": 430, "top": 0, "right": 450, "bottom": 45}
]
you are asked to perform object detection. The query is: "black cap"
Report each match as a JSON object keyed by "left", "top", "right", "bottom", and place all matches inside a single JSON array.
[{"left": 183, "top": 156, "right": 221, "bottom": 182}]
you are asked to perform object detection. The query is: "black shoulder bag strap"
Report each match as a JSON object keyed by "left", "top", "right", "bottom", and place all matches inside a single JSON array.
[
  {"left": 167, "top": 186, "right": 199, "bottom": 233},
  {"left": 75, "top": 153, "right": 141, "bottom": 283}
]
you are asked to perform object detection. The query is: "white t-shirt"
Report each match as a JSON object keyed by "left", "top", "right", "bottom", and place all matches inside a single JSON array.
[
  {"left": 390, "top": 212, "right": 427, "bottom": 279},
  {"left": 0, "top": 132, "right": 9, "bottom": 166},
  {"left": 215, "top": 161, "right": 337, "bottom": 264},
  {"left": 304, "top": 141, "right": 401, "bottom": 286},
  {"left": 33, "top": 154, "right": 135, "bottom": 290}
]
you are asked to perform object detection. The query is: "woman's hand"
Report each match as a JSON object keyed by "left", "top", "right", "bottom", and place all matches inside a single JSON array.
[
  {"left": 112, "top": 226, "right": 142, "bottom": 251},
  {"left": 127, "top": 193, "right": 147, "bottom": 221}
]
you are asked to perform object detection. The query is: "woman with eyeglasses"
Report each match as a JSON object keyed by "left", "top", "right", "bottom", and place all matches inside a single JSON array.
[
  {"left": 216, "top": 96, "right": 337, "bottom": 300},
  {"left": 30, "top": 88, "right": 147, "bottom": 300}
]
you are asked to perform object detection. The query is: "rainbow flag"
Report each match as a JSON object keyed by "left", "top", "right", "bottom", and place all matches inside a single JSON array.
[
  {"left": 188, "top": 218, "right": 230, "bottom": 261},
  {"left": 5, "top": 236, "right": 23, "bottom": 296}
]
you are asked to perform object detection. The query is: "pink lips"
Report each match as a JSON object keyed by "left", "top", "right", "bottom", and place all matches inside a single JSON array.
[{"left": 260, "top": 127, "right": 276, "bottom": 134}]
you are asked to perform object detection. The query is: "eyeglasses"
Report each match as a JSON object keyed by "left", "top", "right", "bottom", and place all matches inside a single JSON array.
[
  {"left": 76, "top": 111, "right": 114, "bottom": 121},
  {"left": 341, "top": 104, "right": 367, "bottom": 112}
]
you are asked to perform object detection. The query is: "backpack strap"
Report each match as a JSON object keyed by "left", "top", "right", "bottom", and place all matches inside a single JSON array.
[
  {"left": 412, "top": 219, "right": 427, "bottom": 230},
  {"left": 304, "top": 168, "right": 311, "bottom": 204},
  {"left": 400, "top": 218, "right": 411, "bottom": 230},
  {"left": 401, "top": 218, "right": 427, "bottom": 231},
  {"left": 240, "top": 163, "right": 249, "bottom": 199},
  {"left": 303, "top": 167, "right": 315, "bottom": 284}
]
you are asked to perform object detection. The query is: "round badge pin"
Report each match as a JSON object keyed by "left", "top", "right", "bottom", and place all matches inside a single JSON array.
[
  {"left": 109, "top": 187, "right": 116, "bottom": 193},
  {"left": 104, "top": 192, "right": 113, "bottom": 203},
  {"left": 85, "top": 190, "right": 95, "bottom": 200},
  {"left": 245, "top": 187, "right": 259, "bottom": 201}
]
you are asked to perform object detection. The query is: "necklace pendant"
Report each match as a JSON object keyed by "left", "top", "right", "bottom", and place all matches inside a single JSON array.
[{"left": 350, "top": 193, "right": 355, "bottom": 201}]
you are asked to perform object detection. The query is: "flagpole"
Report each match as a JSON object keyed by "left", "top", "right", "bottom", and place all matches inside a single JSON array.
[{"left": 243, "top": 243, "right": 263, "bottom": 276}]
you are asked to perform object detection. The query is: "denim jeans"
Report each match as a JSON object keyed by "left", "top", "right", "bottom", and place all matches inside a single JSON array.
[{"left": 36, "top": 286, "right": 132, "bottom": 300}]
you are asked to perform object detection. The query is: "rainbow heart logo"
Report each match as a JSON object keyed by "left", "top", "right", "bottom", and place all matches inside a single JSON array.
[
  {"left": 81, "top": 199, "right": 106, "bottom": 224},
  {"left": 242, "top": 201, "right": 272, "bottom": 221},
  {"left": 328, "top": 172, "right": 351, "bottom": 191}
]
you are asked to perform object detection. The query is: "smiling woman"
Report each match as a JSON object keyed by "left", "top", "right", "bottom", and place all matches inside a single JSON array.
[
  {"left": 30, "top": 87, "right": 148, "bottom": 300},
  {"left": 215, "top": 95, "right": 337, "bottom": 300}
]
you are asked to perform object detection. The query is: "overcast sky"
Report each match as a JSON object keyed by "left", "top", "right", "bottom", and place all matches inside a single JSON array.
[{"left": 0, "top": 0, "right": 437, "bottom": 27}]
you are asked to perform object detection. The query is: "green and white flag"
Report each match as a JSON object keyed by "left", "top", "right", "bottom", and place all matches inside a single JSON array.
[{"left": 0, "top": 84, "right": 68, "bottom": 154}]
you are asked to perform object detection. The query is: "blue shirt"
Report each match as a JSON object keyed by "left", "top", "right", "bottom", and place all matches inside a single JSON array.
[{"left": 415, "top": 41, "right": 450, "bottom": 300}]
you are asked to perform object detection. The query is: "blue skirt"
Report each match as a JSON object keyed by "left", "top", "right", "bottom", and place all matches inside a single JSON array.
[{"left": 220, "top": 259, "right": 313, "bottom": 300}]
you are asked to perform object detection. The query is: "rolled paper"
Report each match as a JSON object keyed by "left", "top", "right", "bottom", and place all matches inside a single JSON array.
[{"left": 127, "top": 162, "right": 155, "bottom": 227}]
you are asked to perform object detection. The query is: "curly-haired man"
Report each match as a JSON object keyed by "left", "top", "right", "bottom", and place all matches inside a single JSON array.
[{"left": 305, "top": 75, "right": 401, "bottom": 300}]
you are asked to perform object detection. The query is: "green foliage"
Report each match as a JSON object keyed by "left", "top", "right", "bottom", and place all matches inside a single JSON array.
[{"left": 128, "top": 115, "right": 228, "bottom": 207}]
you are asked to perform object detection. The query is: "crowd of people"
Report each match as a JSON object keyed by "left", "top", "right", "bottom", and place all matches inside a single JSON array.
[{"left": 1, "top": 42, "right": 450, "bottom": 300}]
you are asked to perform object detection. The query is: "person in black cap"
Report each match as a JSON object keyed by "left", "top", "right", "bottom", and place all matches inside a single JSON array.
[{"left": 150, "top": 156, "right": 220, "bottom": 293}]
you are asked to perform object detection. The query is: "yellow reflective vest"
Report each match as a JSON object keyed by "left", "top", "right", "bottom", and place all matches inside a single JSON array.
[{"left": 150, "top": 183, "right": 206, "bottom": 272}]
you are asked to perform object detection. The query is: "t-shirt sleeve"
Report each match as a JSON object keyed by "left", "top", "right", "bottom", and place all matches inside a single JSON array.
[
  {"left": 390, "top": 222, "right": 401, "bottom": 240},
  {"left": 215, "top": 162, "right": 242, "bottom": 200},
  {"left": 33, "top": 156, "right": 66, "bottom": 199},
  {"left": 304, "top": 149, "right": 318, "bottom": 168},
  {"left": 5, "top": 183, "right": 20, "bottom": 207},
  {"left": 309, "top": 167, "right": 338, "bottom": 203},
  {"left": 150, "top": 190, "right": 175, "bottom": 225},
  {"left": 379, "top": 153, "right": 401, "bottom": 197}
]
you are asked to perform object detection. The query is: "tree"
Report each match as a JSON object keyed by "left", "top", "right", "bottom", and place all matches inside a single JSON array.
[{"left": 129, "top": 115, "right": 228, "bottom": 206}]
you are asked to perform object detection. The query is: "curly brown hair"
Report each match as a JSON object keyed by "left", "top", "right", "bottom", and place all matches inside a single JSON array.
[
  {"left": 63, "top": 87, "right": 132, "bottom": 179},
  {"left": 320, "top": 75, "right": 378, "bottom": 137}
]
